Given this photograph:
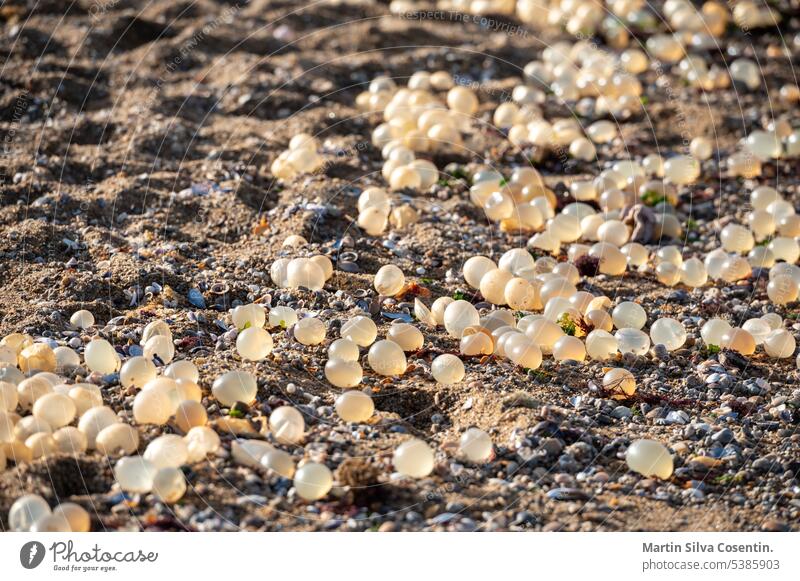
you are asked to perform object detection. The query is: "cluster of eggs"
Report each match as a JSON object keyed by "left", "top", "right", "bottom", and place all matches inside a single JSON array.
[
  {"left": 270, "top": 134, "right": 325, "bottom": 180},
  {"left": 357, "top": 186, "right": 421, "bottom": 236},
  {"left": 701, "top": 314, "right": 796, "bottom": 359}
]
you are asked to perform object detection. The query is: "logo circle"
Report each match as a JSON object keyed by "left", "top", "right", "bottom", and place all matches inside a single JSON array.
[{"left": 20, "top": 541, "right": 46, "bottom": 569}]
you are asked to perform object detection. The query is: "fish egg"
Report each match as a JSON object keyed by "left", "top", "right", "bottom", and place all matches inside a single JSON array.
[
  {"left": 334, "top": 390, "right": 375, "bottom": 422},
  {"left": 294, "top": 317, "right": 327, "bottom": 346},
  {"left": 393, "top": 438, "right": 435, "bottom": 477}
]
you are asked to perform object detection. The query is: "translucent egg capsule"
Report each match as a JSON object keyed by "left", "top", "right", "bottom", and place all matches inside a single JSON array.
[
  {"left": 53, "top": 503, "right": 91, "bottom": 532},
  {"left": 286, "top": 258, "right": 326, "bottom": 291},
  {"left": 764, "top": 329, "right": 795, "bottom": 359},
  {"left": 261, "top": 449, "right": 295, "bottom": 478},
  {"left": 431, "top": 354, "right": 465, "bottom": 385},
  {"left": 525, "top": 318, "right": 565, "bottom": 353},
  {"left": 95, "top": 423, "right": 139, "bottom": 456},
  {"left": 721, "top": 328, "right": 756, "bottom": 355},
  {"left": 175, "top": 400, "right": 207, "bottom": 432},
  {"left": 144, "top": 434, "right": 188, "bottom": 469},
  {"left": 27, "top": 432, "right": 58, "bottom": 459},
  {"left": 663, "top": 155, "right": 700, "bottom": 185},
  {"left": 18, "top": 343, "right": 56, "bottom": 374},
  {"left": 374, "top": 265, "right": 406, "bottom": 296},
  {"left": 293, "top": 462, "right": 333, "bottom": 500},
  {"left": 761, "top": 313, "right": 783, "bottom": 330},
  {"left": 447, "top": 86, "right": 478, "bottom": 115},
  {"left": 460, "top": 427, "right": 493, "bottom": 463},
  {"left": 325, "top": 339, "right": 358, "bottom": 363},
  {"left": 700, "top": 318, "right": 732, "bottom": 347},
  {"left": 70, "top": 310, "right": 95, "bottom": 329},
  {"left": 655, "top": 262, "right": 681, "bottom": 286},
  {"left": 269, "top": 406, "right": 305, "bottom": 444},
  {"left": 52, "top": 426, "right": 87, "bottom": 454},
  {"left": 114, "top": 456, "right": 158, "bottom": 493},
  {"left": 585, "top": 330, "right": 619, "bottom": 361},
  {"left": 132, "top": 388, "right": 173, "bottom": 425},
  {"left": 443, "top": 300, "right": 480, "bottom": 338},
  {"left": 679, "top": 258, "right": 708, "bottom": 287},
  {"left": 719, "top": 256, "right": 751, "bottom": 282},
  {"left": 294, "top": 317, "right": 326, "bottom": 346},
  {"left": 268, "top": 306, "right": 298, "bottom": 329},
  {"left": 589, "top": 242, "right": 626, "bottom": 275},
  {"left": 463, "top": 256, "right": 498, "bottom": 289},
  {"left": 367, "top": 340, "right": 407, "bottom": 376},
  {"left": 152, "top": 467, "right": 187, "bottom": 503},
  {"left": 341, "top": 316, "right": 378, "bottom": 347},
  {"left": 649, "top": 318, "right": 686, "bottom": 351},
  {"left": 16, "top": 376, "right": 52, "bottom": 410},
  {"left": 603, "top": 367, "right": 636, "bottom": 396},
  {"left": 480, "top": 268, "right": 513, "bottom": 305},
  {"left": 335, "top": 390, "right": 374, "bottom": 422},
  {"left": 184, "top": 426, "right": 220, "bottom": 462},
  {"left": 460, "top": 331, "right": 494, "bottom": 356},
  {"left": 626, "top": 439, "right": 673, "bottom": 479},
  {"left": 615, "top": 328, "right": 651, "bottom": 356},
  {"left": 236, "top": 327, "right": 273, "bottom": 361},
  {"left": 120, "top": 356, "right": 157, "bottom": 389},
  {"left": 689, "top": 137, "right": 713, "bottom": 160},
  {"left": 387, "top": 323, "right": 424, "bottom": 351},
  {"left": 9, "top": 494, "right": 51, "bottom": 531},
  {"left": 742, "top": 318, "right": 772, "bottom": 345},
  {"left": 720, "top": 224, "right": 755, "bottom": 253},
  {"left": 143, "top": 335, "right": 175, "bottom": 364},
  {"left": 767, "top": 275, "right": 799, "bottom": 305},
  {"left": 32, "top": 393, "right": 75, "bottom": 429},
  {"left": 768, "top": 237, "right": 800, "bottom": 263},
  {"left": 552, "top": 336, "right": 586, "bottom": 362},
  {"left": 141, "top": 319, "right": 172, "bottom": 345},
  {"left": 430, "top": 297, "right": 454, "bottom": 325},
  {"left": 393, "top": 438, "right": 435, "bottom": 478},
  {"left": 83, "top": 339, "right": 120, "bottom": 374},
  {"left": 612, "top": 301, "right": 647, "bottom": 330},
  {"left": 232, "top": 303, "right": 266, "bottom": 330},
  {"left": 506, "top": 336, "right": 542, "bottom": 369},
  {"left": 163, "top": 360, "right": 199, "bottom": 383},
  {"left": 211, "top": 370, "right": 257, "bottom": 408}
]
